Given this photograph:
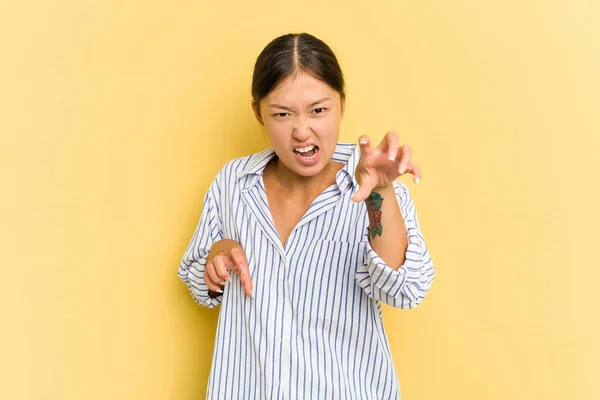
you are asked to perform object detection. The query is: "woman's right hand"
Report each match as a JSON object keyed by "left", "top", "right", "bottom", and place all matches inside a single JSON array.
[{"left": 205, "top": 239, "right": 253, "bottom": 298}]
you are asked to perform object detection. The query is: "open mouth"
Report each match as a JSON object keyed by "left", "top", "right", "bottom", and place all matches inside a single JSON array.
[{"left": 293, "top": 145, "right": 319, "bottom": 160}]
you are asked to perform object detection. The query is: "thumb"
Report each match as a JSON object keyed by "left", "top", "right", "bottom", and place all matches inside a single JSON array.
[{"left": 352, "top": 182, "right": 373, "bottom": 203}]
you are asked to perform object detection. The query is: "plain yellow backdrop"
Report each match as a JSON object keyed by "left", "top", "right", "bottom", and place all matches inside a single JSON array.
[{"left": 1, "top": 0, "right": 599, "bottom": 399}]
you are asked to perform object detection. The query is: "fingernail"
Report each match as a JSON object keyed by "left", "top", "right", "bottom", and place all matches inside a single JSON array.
[
  {"left": 399, "top": 167, "right": 406, "bottom": 174},
  {"left": 216, "top": 289, "right": 223, "bottom": 294},
  {"left": 225, "top": 276, "right": 231, "bottom": 282},
  {"left": 415, "top": 177, "right": 420, "bottom": 184},
  {"left": 388, "top": 156, "right": 395, "bottom": 161},
  {"left": 359, "top": 139, "right": 367, "bottom": 145}
]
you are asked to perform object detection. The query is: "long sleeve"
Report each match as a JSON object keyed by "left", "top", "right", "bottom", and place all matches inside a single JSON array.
[
  {"left": 355, "top": 181, "right": 435, "bottom": 309},
  {"left": 178, "top": 181, "right": 224, "bottom": 308}
]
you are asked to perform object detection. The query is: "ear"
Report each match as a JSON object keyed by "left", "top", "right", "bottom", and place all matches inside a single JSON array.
[
  {"left": 252, "top": 100, "right": 264, "bottom": 126},
  {"left": 340, "top": 96, "right": 346, "bottom": 118}
]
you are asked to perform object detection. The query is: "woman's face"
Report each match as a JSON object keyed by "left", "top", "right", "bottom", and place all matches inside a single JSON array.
[{"left": 254, "top": 72, "right": 345, "bottom": 178}]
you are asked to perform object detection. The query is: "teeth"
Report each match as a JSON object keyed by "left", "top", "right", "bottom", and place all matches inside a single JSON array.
[{"left": 295, "top": 145, "right": 315, "bottom": 153}]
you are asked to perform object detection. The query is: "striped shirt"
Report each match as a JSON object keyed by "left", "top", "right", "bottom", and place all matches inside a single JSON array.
[{"left": 178, "top": 142, "right": 435, "bottom": 399}]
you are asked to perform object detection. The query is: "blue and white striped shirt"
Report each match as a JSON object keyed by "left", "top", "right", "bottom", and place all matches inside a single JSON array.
[{"left": 179, "top": 143, "right": 435, "bottom": 399}]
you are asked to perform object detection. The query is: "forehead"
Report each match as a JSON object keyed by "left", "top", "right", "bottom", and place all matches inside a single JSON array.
[{"left": 265, "top": 72, "right": 338, "bottom": 104}]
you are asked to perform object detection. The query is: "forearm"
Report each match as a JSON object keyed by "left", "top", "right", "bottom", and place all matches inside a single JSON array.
[{"left": 366, "top": 183, "right": 408, "bottom": 270}]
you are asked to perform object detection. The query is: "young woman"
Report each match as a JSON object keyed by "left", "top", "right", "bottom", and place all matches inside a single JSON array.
[{"left": 179, "top": 33, "right": 435, "bottom": 399}]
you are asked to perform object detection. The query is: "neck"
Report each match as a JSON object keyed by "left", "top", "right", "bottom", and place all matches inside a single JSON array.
[{"left": 268, "top": 157, "right": 341, "bottom": 198}]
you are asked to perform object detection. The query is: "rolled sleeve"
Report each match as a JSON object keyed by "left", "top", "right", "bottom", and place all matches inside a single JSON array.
[
  {"left": 179, "top": 259, "right": 223, "bottom": 308},
  {"left": 355, "top": 182, "right": 436, "bottom": 309},
  {"left": 178, "top": 180, "right": 224, "bottom": 308}
]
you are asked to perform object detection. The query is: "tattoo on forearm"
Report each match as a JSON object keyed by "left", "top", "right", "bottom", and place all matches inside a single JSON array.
[{"left": 366, "top": 192, "right": 383, "bottom": 238}]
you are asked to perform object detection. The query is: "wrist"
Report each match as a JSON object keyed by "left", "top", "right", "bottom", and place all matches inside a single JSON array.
[{"left": 371, "top": 183, "right": 395, "bottom": 194}]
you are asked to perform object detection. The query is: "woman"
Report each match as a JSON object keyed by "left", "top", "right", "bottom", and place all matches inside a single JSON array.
[{"left": 179, "top": 33, "right": 435, "bottom": 399}]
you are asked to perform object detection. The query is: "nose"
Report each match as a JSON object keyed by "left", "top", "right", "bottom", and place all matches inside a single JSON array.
[{"left": 292, "top": 117, "right": 311, "bottom": 142}]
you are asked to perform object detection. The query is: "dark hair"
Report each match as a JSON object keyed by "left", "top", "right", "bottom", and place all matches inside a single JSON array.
[{"left": 251, "top": 33, "right": 345, "bottom": 105}]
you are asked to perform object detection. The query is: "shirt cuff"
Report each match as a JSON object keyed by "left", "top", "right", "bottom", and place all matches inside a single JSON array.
[
  {"left": 182, "top": 260, "right": 223, "bottom": 308},
  {"left": 359, "top": 229, "right": 426, "bottom": 298}
]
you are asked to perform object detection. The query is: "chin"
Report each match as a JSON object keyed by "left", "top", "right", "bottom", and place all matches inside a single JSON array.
[
  {"left": 296, "top": 166, "right": 325, "bottom": 177},
  {"left": 303, "top": 158, "right": 334, "bottom": 176}
]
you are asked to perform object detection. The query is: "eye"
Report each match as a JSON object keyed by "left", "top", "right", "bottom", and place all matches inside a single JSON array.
[
  {"left": 312, "top": 107, "right": 327, "bottom": 114},
  {"left": 273, "top": 112, "right": 290, "bottom": 118}
]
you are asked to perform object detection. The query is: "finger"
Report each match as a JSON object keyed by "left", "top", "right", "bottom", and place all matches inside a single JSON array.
[
  {"left": 230, "top": 247, "right": 248, "bottom": 267},
  {"left": 406, "top": 162, "right": 422, "bottom": 184},
  {"left": 213, "top": 256, "right": 232, "bottom": 283},
  {"left": 205, "top": 260, "right": 225, "bottom": 285},
  {"left": 358, "top": 135, "right": 374, "bottom": 158},
  {"left": 398, "top": 145, "right": 412, "bottom": 175},
  {"left": 230, "top": 262, "right": 253, "bottom": 298},
  {"left": 205, "top": 263, "right": 224, "bottom": 292},
  {"left": 205, "top": 273, "right": 224, "bottom": 293},
  {"left": 385, "top": 131, "right": 399, "bottom": 161},
  {"left": 230, "top": 248, "right": 253, "bottom": 298}
]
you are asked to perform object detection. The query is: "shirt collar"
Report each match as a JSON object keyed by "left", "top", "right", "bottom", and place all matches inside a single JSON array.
[{"left": 237, "top": 142, "right": 360, "bottom": 194}]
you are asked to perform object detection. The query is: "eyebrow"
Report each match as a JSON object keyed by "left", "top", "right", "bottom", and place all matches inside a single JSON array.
[{"left": 268, "top": 97, "right": 332, "bottom": 111}]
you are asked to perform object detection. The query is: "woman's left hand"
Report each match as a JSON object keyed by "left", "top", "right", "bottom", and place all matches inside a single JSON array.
[{"left": 351, "top": 131, "right": 422, "bottom": 202}]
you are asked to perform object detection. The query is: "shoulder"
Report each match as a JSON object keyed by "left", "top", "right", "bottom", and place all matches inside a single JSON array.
[
  {"left": 211, "top": 148, "right": 272, "bottom": 190},
  {"left": 215, "top": 154, "right": 254, "bottom": 181}
]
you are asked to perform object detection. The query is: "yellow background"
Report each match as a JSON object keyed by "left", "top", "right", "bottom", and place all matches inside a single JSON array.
[{"left": 2, "top": 0, "right": 598, "bottom": 399}]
